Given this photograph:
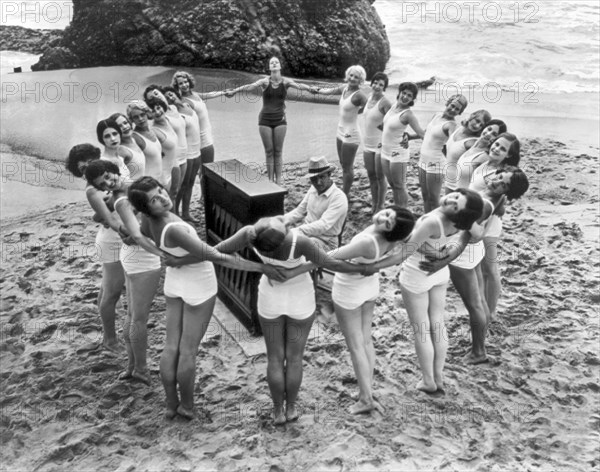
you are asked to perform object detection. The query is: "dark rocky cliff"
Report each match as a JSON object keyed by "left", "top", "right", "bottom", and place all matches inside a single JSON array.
[
  {"left": 0, "top": 26, "right": 63, "bottom": 54},
  {"left": 31, "top": 0, "right": 389, "bottom": 77}
]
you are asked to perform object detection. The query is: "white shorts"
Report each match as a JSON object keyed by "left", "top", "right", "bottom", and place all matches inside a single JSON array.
[
  {"left": 337, "top": 125, "right": 361, "bottom": 145},
  {"left": 419, "top": 159, "right": 445, "bottom": 174},
  {"left": 120, "top": 244, "right": 161, "bottom": 275},
  {"left": 258, "top": 273, "right": 315, "bottom": 320},
  {"left": 95, "top": 227, "right": 122, "bottom": 264},
  {"left": 399, "top": 254, "right": 449, "bottom": 294},
  {"left": 200, "top": 130, "right": 213, "bottom": 148},
  {"left": 381, "top": 146, "right": 410, "bottom": 164},
  {"left": 164, "top": 262, "right": 218, "bottom": 306},
  {"left": 332, "top": 273, "right": 379, "bottom": 310},
  {"left": 450, "top": 241, "right": 485, "bottom": 270},
  {"left": 485, "top": 215, "right": 503, "bottom": 239}
]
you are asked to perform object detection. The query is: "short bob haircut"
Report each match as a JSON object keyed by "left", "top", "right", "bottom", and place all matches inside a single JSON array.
[
  {"left": 160, "top": 85, "right": 181, "bottom": 101},
  {"left": 484, "top": 119, "right": 507, "bottom": 136},
  {"left": 143, "top": 84, "right": 163, "bottom": 101},
  {"left": 146, "top": 95, "right": 169, "bottom": 113},
  {"left": 496, "top": 165, "right": 529, "bottom": 201},
  {"left": 126, "top": 100, "right": 152, "bottom": 121},
  {"left": 370, "top": 72, "right": 389, "bottom": 91},
  {"left": 445, "top": 94, "right": 468, "bottom": 114},
  {"left": 84, "top": 159, "right": 120, "bottom": 189},
  {"left": 462, "top": 109, "right": 492, "bottom": 133},
  {"left": 171, "top": 71, "right": 195, "bottom": 91},
  {"left": 66, "top": 143, "right": 101, "bottom": 178},
  {"left": 96, "top": 118, "right": 122, "bottom": 145},
  {"left": 128, "top": 176, "right": 167, "bottom": 216},
  {"left": 446, "top": 188, "right": 484, "bottom": 230},
  {"left": 381, "top": 205, "right": 416, "bottom": 242},
  {"left": 491, "top": 132, "right": 521, "bottom": 166},
  {"left": 344, "top": 65, "right": 367, "bottom": 84},
  {"left": 108, "top": 112, "right": 128, "bottom": 123},
  {"left": 398, "top": 82, "right": 419, "bottom": 107}
]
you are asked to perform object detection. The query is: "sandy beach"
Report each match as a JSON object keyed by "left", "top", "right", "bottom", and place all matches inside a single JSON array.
[{"left": 1, "top": 86, "right": 599, "bottom": 472}]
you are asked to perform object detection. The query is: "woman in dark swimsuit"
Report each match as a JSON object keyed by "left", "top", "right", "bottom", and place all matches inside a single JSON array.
[{"left": 225, "top": 56, "right": 315, "bottom": 185}]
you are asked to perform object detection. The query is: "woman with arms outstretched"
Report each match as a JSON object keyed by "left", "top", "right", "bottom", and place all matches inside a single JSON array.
[
  {"left": 314, "top": 65, "right": 369, "bottom": 196},
  {"left": 225, "top": 56, "right": 315, "bottom": 184},
  {"left": 215, "top": 216, "right": 368, "bottom": 424}
]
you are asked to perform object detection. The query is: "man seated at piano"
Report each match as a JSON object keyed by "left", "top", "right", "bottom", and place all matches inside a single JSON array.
[{"left": 283, "top": 156, "right": 348, "bottom": 251}]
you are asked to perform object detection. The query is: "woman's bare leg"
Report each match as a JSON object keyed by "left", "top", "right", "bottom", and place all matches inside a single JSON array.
[{"left": 176, "top": 295, "right": 216, "bottom": 419}]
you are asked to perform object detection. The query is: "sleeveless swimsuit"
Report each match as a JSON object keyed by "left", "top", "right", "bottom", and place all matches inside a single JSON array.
[
  {"left": 181, "top": 110, "right": 201, "bottom": 160},
  {"left": 88, "top": 183, "right": 122, "bottom": 264},
  {"left": 455, "top": 147, "right": 487, "bottom": 190},
  {"left": 450, "top": 197, "right": 494, "bottom": 270},
  {"left": 332, "top": 233, "right": 382, "bottom": 310},
  {"left": 254, "top": 230, "right": 315, "bottom": 320},
  {"left": 362, "top": 95, "right": 384, "bottom": 153},
  {"left": 114, "top": 196, "right": 161, "bottom": 274},
  {"left": 337, "top": 87, "right": 361, "bottom": 145},
  {"left": 122, "top": 141, "right": 145, "bottom": 181},
  {"left": 133, "top": 131, "right": 163, "bottom": 183},
  {"left": 183, "top": 94, "right": 214, "bottom": 148},
  {"left": 419, "top": 113, "right": 451, "bottom": 173},
  {"left": 400, "top": 213, "right": 459, "bottom": 293},
  {"left": 259, "top": 80, "right": 287, "bottom": 128},
  {"left": 166, "top": 110, "right": 188, "bottom": 166},
  {"left": 381, "top": 108, "right": 411, "bottom": 163},
  {"left": 159, "top": 221, "right": 218, "bottom": 306},
  {"left": 153, "top": 124, "right": 177, "bottom": 188},
  {"left": 444, "top": 128, "right": 476, "bottom": 190}
]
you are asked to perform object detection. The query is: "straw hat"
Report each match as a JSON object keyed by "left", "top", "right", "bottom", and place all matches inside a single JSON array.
[{"left": 304, "top": 156, "right": 336, "bottom": 178}]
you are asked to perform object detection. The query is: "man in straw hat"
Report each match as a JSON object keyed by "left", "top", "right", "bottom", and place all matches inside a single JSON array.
[{"left": 283, "top": 156, "right": 348, "bottom": 251}]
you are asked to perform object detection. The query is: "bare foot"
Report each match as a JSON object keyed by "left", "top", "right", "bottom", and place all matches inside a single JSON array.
[
  {"left": 464, "top": 351, "right": 489, "bottom": 365},
  {"left": 273, "top": 413, "right": 286, "bottom": 425},
  {"left": 118, "top": 369, "right": 134, "bottom": 381},
  {"left": 131, "top": 370, "right": 151, "bottom": 385},
  {"left": 165, "top": 407, "right": 178, "bottom": 420},
  {"left": 416, "top": 380, "right": 438, "bottom": 394},
  {"left": 176, "top": 405, "right": 195, "bottom": 420},
  {"left": 273, "top": 404, "right": 286, "bottom": 425},
  {"left": 103, "top": 341, "right": 123, "bottom": 354},
  {"left": 286, "top": 403, "right": 300, "bottom": 422},
  {"left": 349, "top": 400, "right": 375, "bottom": 415}
]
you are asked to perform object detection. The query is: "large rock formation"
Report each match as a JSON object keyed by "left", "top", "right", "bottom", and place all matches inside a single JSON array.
[
  {"left": 33, "top": 0, "right": 389, "bottom": 78},
  {"left": 0, "top": 26, "right": 63, "bottom": 54}
]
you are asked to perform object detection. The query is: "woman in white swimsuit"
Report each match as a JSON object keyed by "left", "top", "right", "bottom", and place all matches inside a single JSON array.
[
  {"left": 422, "top": 167, "right": 529, "bottom": 365},
  {"left": 443, "top": 109, "right": 491, "bottom": 193},
  {"left": 366, "top": 189, "right": 483, "bottom": 394},
  {"left": 162, "top": 85, "right": 202, "bottom": 222},
  {"left": 415, "top": 94, "right": 468, "bottom": 212},
  {"left": 109, "top": 112, "right": 146, "bottom": 181},
  {"left": 143, "top": 85, "right": 188, "bottom": 201},
  {"left": 380, "top": 82, "right": 426, "bottom": 209},
  {"left": 468, "top": 133, "right": 521, "bottom": 319},
  {"left": 127, "top": 101, "right": 164, "bottom": 185},
  {"left": 84, "top": 160, "right": 164, "bottom": 385},
  {"left": 127, "top": 177, "right": 285, "bottom": 420},
  {"left": 454, "top": 119, "right": 506, "bottom": 190},
  {"left": 216, "top": 216, "right": 368, "bottom": 425},
  {"left": 315, "top": 65, "right": 369, "bottom": 196},
  {"left": 329, "top": 206, "right": 415, "bottom": 414},
  {"left": 360, "top": 72, "right": 392, "bottom": 213},
  {"left": 66, "top": 143, "right": 124, "bottom": 353}
]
